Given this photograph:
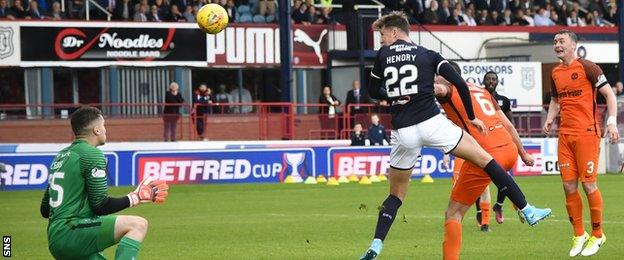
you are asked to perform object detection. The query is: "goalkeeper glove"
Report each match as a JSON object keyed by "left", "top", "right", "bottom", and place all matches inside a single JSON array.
[{"left": 127, "top": 176, "right": 169, "bottom": 207}]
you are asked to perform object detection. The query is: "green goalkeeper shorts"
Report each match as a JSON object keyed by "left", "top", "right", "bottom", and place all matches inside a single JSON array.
[{"left": 48, "top": 215, "right": 117, "bottom": 260}]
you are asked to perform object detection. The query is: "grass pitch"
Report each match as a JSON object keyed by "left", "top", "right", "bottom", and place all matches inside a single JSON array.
[{"left": 1, "top": 175, "right": 623, "bottom": 259}]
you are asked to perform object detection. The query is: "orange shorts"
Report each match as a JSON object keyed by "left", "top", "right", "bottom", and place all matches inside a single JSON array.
[
  {"left": 558, "top": 134, "right": 600, "bottom": 183},
  {"left": 451, "top": 143, "right": 517, "bottom": 205}
]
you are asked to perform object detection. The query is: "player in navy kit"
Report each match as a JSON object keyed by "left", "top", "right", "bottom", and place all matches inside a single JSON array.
[{"left": 359, "top": 12, "right": 551, "bottom": 260}]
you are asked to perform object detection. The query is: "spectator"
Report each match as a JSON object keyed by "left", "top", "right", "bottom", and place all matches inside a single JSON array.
[
  {"left": 519, "top": 0, "right": 532, "bottom": 12},
  {"left": 133, "top": 4, "right": 148, "bottom": 21},
  {"left": 498, "top": 9, "right": 513, "bottom": 25},
  {"left": 571, "top": 2, "right": 586, "bottom": 19},
  {"left": 614, "top": 82, "right": 623, "bottom": 96},
  {"left": 315, "top": 7, "right": 332, "bottom": 24},
  {"left": 345, "top": 80, "right": 370, "bottom": 115},
  {"left": 163, "top": 82, "right": 184, "bottom": 142},
  {"left": 567, "top": 10, "right": 586, "bottom": 26},
  {"left": 10, "top": 0, "right": 27, "bottom": 19},
  {"left": 319, "top": 85, "right": 340, "bottom": 116},
  {"left": 513, "top": 9, "right": 530, "bottom": 25},
  {"left": 114, "top": 0, "right": 134, "bottom": 20},
  {"left": 463, "top": 7, "right": 477, "bottom": 26},
  {"left": 169, "top": 4, "right": 185, "bottom": 21},
  {"left": 259, "top": 0, "right": 276, "bottom": 16},
  {"left": 26, "top": 0, "right": 45, "bottom": 19},
  {"left": 224, "top": 0, "right": 235, "bottom": 22},
  {"left": 591, "top": 10, "right": 607, "bottom": 26},
  {"left": 49, "top": 1, "right": 65, "bottom": 20},
  {"left": 605, "top": 3, "right": 617, "bottom": 24},
  {"left": 476, "top": 9, "right": 489, "bottom": 25},
  {"left": 308, "top": 4, "right": 318, "bottom": 22},
  {"left": 489, "top": 0, "right": 504, "bottom": 13},
  {"left": 509, "top": 0, "right": 521, "bottom": 14},
  {"left": 100, "top": 0, "right": 115, "bottom": 15},
  {"left": 447, "top": 8, "right": 466, "bottom": 25},
  {"left": 350, "top": 123, "right": 366, "bottom": 146},
  {"left": 154, "top": 0, "right": 170, "bottom": 20},
  {"left": 68, "top": 0, "right": 85, "bottom": 19},
  {"left": 368, "top": 114, "right": 389, "bottom": 146},
  {"left": 487, "top": 10, "right": 500, "bottom": 25},
  {"left": 402, "top": 0, "right": 424, "bottom": 23},
  {"left": 183, "top": 4, "right": 195, "bottom": 22},
  {"left": 586, "top": 11, "right": 596, "bottom": 26},
  {"left": 318, "top": 85, "right": 340, "bottom": 139},
  {"left": 0, "top": 0, "right": 10, "bottom": 18},
  {"left": 148, "top": 4, "right": 163, "bottom": 21},
  {"left": 422, "top": 0, "right": 439, "bottom": 24},
  {"left": 214, "top": 84, "right": 231, "bottom": 113},
  {"left": 229, "top": 86, "right": 252, "bottom": 113},
  {"left": 292, "top": 2, "right": 310, "bottom": 24},
  {"left": 437, "top": 0, "right": 451, "bottom": 23},
  {"left": 550, "top": 9, "right": 562, "bottom": 25},
  {"left": 173, "top": 0, "right": 190, "bottom": 10},
  {"left": 534, "top": 7, "right": 555, "bottom": 26},
  {"left": 193, "top": 84, "right": 213, "bottom": 140}
]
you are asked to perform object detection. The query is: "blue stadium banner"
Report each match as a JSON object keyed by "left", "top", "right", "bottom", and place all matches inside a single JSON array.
[{"left": 0, "top": 153, "right": 118, "bottom": 190}]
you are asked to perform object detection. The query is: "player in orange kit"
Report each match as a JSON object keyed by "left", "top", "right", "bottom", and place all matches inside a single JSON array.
[
  {"left": 544, "top": 29, "right": 619, "bottom": 257},
  {"left": 435, "top": 61, "right": 535, "bottom": 260}
]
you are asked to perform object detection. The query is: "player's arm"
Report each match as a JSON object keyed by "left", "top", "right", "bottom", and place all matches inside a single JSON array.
[
  {"left": 498, "top": 110, "right": 534, "bottom": 166},
  {"left": 40, "top": 186, "right": 50, "bottom": 218},
  {"left": 503, "top": 100, "right": 513, "bottom": 121},
  {"left": 583, "top": 60, "right": 618, "bottom": 143},
  {"left": 81, "top": 152, "right": 132, "bottom": 215},
  {"left": 368, "top": 50, "right": 387, "bottom": 100},
  {"left": 438, "top": 62, "right": 475, "bottom": 120},
  {"left": 543, "top": 76, "right": 560, "bottom": 135},
  {"left": 598, "top": 83, "right": 619, "bottom": 143},
  {"left": 433, "top": 83, "right": 450, "bottom": 98}
]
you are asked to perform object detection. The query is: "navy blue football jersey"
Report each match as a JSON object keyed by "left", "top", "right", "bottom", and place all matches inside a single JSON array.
[{"left": 370, "top": 40, "right": 447, "bottom": 129}]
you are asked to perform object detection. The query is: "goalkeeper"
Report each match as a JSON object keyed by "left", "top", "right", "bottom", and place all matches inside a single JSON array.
[{"left": 40, "top": 106, "right": 169, "bottom": 259}]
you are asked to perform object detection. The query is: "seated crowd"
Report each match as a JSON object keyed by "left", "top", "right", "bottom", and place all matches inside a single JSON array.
[
  {"left": 0, "top": 0, "right": 336, "bottom": 24},
  {"left": 1, "top": 0, "right": 617, "bottom": 27},
  {"left": 393, "top": 0, "right": 619, "bottom": 27}
]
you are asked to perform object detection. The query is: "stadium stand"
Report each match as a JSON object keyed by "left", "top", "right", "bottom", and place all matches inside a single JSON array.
[{"left": 0, "top": 0, "right": 618, "bottom": 27}]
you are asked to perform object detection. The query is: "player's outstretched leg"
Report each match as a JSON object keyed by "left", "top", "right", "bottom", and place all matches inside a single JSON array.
[
  {"left": 443, "top": 200, "right": 471, "bottom": 260},
  {"left": 450, "top": 132, "right": 551, "bottom": 226},
  {"left": 493, "top": 188, "right": 505, "bottom": 224},
  {"left": 478, "top": 187, "right": 491, "bottom": 232},
  {"left": 360, "top": 167, "right": 411, "bottom": 260},
  {"left": 474, "top": 198, "right": 482, "bottom": 227},
  {"left": 580, "top": 181, "right": 605, "bottom": 256},
  {"left": 114, "top": 215, "right": 149, "bottom": 260}
]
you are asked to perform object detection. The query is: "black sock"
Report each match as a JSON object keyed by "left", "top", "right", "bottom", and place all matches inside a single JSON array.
[
  {"left": 374, "top": 195, "right": 402, "bottom": 241},
  {"left": 496, "top": 189, "right": 506, "bottom": 205},
  {"left": 483, "top": 160, "right": 527, "bottom": 209},
  {"left": 475, "top": 198, "right": 481, "bottom": 211}
]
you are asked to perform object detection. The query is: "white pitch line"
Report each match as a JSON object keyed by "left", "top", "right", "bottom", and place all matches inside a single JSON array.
[{"left": 266, "top": 213, "right": 624, "bottom": 225}]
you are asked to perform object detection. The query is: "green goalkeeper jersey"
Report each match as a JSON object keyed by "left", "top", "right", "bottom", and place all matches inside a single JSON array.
[{"left": 41, "top": 139, "right": 109, "bottom": 229}]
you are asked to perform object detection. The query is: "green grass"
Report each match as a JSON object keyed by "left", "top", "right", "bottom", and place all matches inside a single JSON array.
[{"left": 1, "top": 175, "right": 623, "bottom": 259}]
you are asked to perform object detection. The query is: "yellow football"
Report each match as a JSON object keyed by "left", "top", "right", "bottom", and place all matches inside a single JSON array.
[{"left": 196, "top": 4, "right": 229, "bottom": 34}]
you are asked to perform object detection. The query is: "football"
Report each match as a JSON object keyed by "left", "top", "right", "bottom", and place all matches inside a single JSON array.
[{"left": 196, "top": 3, "right": 229, "bottom": 34}]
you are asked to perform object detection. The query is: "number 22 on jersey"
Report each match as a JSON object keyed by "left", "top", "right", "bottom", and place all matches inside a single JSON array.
[{"left": 384, "top": 65, "right": 419, "bottom": 98}]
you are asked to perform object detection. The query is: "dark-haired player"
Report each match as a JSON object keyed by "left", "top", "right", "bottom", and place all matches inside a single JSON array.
[
  {"left": 545, "top": 29, "right": 619, "bottom": 257},
  {"left": 40, "top": 106, "right": 169, "bottom": 259},
  {"left": 475, "top": 71, "right": 514, "bottom": 229},
  {"left": 435, "top": 61, "right": 535, "bottom": 259},
  {"left": 359, "top": 12, "right": 551, "bottom": 260}
]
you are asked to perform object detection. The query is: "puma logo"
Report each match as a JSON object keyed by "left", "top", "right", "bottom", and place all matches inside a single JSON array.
[{"left": 293, "top": 29, "right": 327, "bottom": 63}]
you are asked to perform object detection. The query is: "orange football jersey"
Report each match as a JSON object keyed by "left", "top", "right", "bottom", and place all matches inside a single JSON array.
[
  {"left": 551, "top": 58, "right": 608, "bottom": 136},
  {"left": 439, "top": 83, "right": 513, "bottom": 150}
]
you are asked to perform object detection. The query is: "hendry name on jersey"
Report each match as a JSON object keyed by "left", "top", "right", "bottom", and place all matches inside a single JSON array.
[{"left": 386, "top": 54, "right": 419, "bottom": 64}]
